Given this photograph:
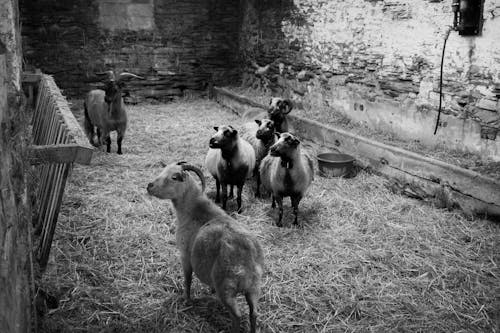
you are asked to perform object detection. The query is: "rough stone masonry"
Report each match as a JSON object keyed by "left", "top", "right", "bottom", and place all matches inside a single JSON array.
[{"left": 239, "top": 0, "right": 500, "bottom": 160}]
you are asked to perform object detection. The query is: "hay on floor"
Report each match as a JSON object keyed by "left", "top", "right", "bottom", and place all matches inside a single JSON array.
[{"left": 37, "top": 99, "right": 500, "bottom": 333}]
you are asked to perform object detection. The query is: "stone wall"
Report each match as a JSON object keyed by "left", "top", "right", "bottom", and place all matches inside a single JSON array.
[
  {"left": 20, "top": 0, "right": 243, "bottom": 100},
  {"left": 239, "top": 0, "right": 500, "bottom": 160},
  {"left": 0, "top": 0, "right": 31, "bottom": 332}
]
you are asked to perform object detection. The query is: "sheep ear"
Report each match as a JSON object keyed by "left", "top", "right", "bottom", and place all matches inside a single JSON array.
[
  {"left": 213, "top": 126, "right": 219, "bottom": 131},
  {"left": 231, "top": 128, "right": 238, "bottom": 137},
  {"left": 255, "top": 119, "right": 262, "bottom": 126},
  {"left": 292, "top": 137, "right": 300, "bottom": 146}
]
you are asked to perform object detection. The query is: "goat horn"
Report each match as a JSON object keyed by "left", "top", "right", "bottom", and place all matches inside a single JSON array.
[
  {"left": 180, "top": 163, "right": 206, "bottom": 193},
  {"left": 282, "top": 99, "right": 293, "bottom": 114},
  {"left": 118, "top": 72, "right": 144, "bottom": 81},
  {"left": 95, "top": 70, "right": 115, "bottom": 81}
]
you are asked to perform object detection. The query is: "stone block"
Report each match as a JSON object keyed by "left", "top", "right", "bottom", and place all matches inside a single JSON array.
[{"left": 476, "top": 98, "right": 498, "bottom": 112}]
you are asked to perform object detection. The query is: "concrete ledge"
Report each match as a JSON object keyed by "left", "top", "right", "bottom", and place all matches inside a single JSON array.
[{"left": 212, "top": 86, "right": 500, "bottom": 221}]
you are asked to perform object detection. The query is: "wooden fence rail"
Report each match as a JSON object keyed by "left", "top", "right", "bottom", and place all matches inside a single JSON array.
[{"left": 24, "top": 73, "right": 93, "bottom": 270}]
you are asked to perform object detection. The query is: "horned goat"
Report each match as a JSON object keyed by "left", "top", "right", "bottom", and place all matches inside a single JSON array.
[
  {"left": 205, "top": 125, "right": 256, "bottom": 213},
  {"left": 240, "top": 119, "right": 279, "bottom": 197},
  {"left": 259, "top": 132, "right": 314, "bottom": 227},
  {"left": 146, "top": 162, "right": 264, "bottom": 333},
  {"left": 83, "top": 70, "right": 143, "bottom": 154}
]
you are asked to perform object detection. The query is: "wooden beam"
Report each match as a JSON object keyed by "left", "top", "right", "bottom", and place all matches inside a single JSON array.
[
  {"left": 28, "top": 144, "right": 93, "bottom": 165},
  {"left": 22, "top": 72, "right": 42, "bottom": 84},
  {"left": 212, "top": 86, "right": 500, "bottom": 221}
]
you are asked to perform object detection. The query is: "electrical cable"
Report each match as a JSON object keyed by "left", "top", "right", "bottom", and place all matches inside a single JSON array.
[{"left": 434, "top": 27, "right": 453, "bottom": 135}]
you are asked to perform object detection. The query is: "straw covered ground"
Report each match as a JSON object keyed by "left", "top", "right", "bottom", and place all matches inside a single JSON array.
[{"left": 38, "top": 99, "right": 500, "bottom": 332}]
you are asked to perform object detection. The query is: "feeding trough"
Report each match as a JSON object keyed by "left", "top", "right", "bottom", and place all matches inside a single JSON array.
[{"left": 317, "top": 152, "right": 356, "bottom": 178}]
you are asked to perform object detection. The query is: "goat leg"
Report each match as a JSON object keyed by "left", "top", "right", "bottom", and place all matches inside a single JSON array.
[{"left": 228, "top": 185, "right": 234, "bottom": 199}]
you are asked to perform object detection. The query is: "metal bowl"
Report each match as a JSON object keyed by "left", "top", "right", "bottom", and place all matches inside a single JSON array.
[{"left": 317, "top": 152, "right": 356, "bottom": 178}]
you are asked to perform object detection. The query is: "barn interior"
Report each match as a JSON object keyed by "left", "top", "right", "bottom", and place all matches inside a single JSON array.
[{"left": 1, "top": 0, "right": 500, "bottom": 332}]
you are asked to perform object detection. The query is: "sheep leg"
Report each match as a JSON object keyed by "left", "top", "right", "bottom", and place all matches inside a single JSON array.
[
  {"left": 276, "top": 196, "right": 284, "bottom": 227},
  {"left": 221, "top": 183, "right": 228, "bottom": 210},
  {"left": 83, "top": 103, "right": 96, "bottom": 146},
  {"left": 254, "top": 168, "right": 261, "bottom": 198},
  {"left": 291, "top": 195, "right": 302, "bottom": 227},
  {"left": 101, "top": 130, "right": 111, "bottom": 153},
  {"left": 215, "top": 177, "right": 221, "bottom": 203},
  {"left": 117, "top": 129, "right": 124, "bottom": 155},
  {"left": 182, "top": 261, "right": 193, "bottom": 303},
  {"left": 236, "top": 184, "right": 243, "bottom": 213},
  {"left": 96, "top": 128, "right": 102, "bottom": 146},
  {"left": 245, "top": 291, "right": 259, "bottom": 333},
  {"left": 218, "top": 293, "right": 241, "bottom": 333},
  {"left": 228, "top": 185, "right": 234, "bottom": 199}
]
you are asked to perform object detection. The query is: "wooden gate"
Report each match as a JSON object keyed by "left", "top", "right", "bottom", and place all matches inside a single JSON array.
[{"left": 25, "top": 73, "right": 93, "bottom": 270}]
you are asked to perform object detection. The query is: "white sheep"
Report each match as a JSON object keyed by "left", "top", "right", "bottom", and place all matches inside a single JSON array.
[
  {"left": 205, "top": 125, "right": 256, "bottom": 213},
  {"left": 259, "top": 132, "right": 314, "bottom": 227},
  {"left": 147, "top": 162, "right": 264, "bottom": 333}
]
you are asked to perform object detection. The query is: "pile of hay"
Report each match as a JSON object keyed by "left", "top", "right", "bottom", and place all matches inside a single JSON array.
[{"left": 38, "top": 99, "right": 500, "bottom": 332}]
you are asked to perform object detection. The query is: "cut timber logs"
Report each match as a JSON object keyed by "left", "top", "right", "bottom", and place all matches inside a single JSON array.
[{"left": 212, "top": 87, "right": 500, "bottom": 221}]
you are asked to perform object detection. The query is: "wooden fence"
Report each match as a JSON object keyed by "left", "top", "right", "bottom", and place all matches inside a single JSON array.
[{"left": 25, "top": 73, "right": 93, "bottom": 270}]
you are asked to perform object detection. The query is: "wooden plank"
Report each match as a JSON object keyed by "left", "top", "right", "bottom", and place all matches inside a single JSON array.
[
  {"left": 21, "top": 72, "right": 42, "bottom": 84},
  {"left": 38, "top": 163, "right": 71, "bottom": 270},
  {"left": 215, "top": 86, "right": 268, "bottom": 109},
  {"left": 212, "top": 86, "right": 500, "bottom": 221},
  {"left": 40, "top": 75, "right": 93, "bottom": 148},
  {"left": 28, "top": 144, "right": 93, "bottom": 165}
]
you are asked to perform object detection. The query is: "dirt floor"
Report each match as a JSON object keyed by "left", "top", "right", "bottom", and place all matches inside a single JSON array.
[
  {"left": 231, "top": 87, "right": 500, "bottom": 181},
  {"left": 37, "top": 99, "right": 500, "bottom": 332}
]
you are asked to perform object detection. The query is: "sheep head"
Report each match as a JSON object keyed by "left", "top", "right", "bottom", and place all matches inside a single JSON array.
[
  {"left": 255, "top": 119, "right": 276, "bottom": 141},
  {"left": 147, "top": 162, "right": 206, "bottom": 200},
  {"left": 268, "top": 97, "right": 293, "bottom": 118},
  {"left": 209, "top": 125, "right": 238, "bottom": 150},
  {"left": 269, "top": 132, "right": 300, "bottom": 158}
]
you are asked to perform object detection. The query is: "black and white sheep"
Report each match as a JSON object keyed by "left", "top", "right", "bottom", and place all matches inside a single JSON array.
[
  {"left": 259, "top": 132, "right": 314, "bottom": 227},
  {"left": 83, "top": 70, "right": 143, "bottom": 154},
  {"left": 205, "top": 125, "right": 256, "bottom": 213},
  {"left": 240, "top": 119, "right": 279, "bottom": 197},
  {"left": 146, "top": 162, "right": 264, "bottom": 333}
]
